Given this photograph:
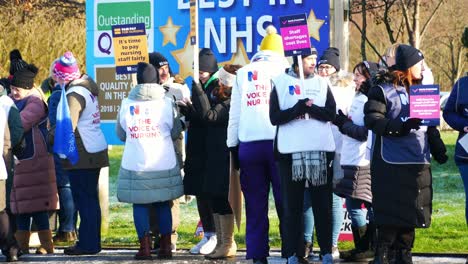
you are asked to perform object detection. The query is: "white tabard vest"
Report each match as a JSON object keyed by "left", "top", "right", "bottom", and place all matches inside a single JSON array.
[
  {"left": 340, "top": 92, "right": 370, "bottom": 166},
  {"left": 119, "top": 97, "right": 177, "bottom": 172},
  {"left": 66, "top": 86, "right": 107, "bottom": 153},
  {"left": 273, "top": 74, "right": 335, "bottom": 153}
]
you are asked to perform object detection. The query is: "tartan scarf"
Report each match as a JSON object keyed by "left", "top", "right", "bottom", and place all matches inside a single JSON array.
[{"left": 292, "top": 151, "right": 327, "bottom": 186}]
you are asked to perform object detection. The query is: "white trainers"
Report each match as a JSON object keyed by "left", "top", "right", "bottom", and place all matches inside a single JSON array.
[
  {"left": 332, "top": 246, "right": 340, "bottom": 259},
  {"left": 322, "top": 253, "right": 334, "bottom": 264},
  {"left": 199, "top": 235, "right": 217, "bottom": 255},
  {"left": 189, "top": 236, "right": 209, "bottom": 254}
]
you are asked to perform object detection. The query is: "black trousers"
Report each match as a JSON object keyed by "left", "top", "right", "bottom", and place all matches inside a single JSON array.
[{"left": 278, "top": 152, "right": 334, "bottom": 257}]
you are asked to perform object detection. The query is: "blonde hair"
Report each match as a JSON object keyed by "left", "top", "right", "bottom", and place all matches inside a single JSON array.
[{"left": 381, "top": 43, "right": 400, "bottom": 68}]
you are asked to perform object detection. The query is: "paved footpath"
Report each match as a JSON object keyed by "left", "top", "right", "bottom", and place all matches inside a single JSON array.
[{"left": 4, "top": 249, "right": 467, "bottom": 264}]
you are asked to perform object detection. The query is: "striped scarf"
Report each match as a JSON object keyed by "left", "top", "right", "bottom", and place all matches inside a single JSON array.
[{"left": 292, "top": 151, "right": 327, "bottom": 186}]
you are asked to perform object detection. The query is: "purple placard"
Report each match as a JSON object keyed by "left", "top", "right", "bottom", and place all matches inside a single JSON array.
[
  {"left": 279, "top": 14, "right": 311, "bottom": 57},
  {"left": 409, "top": 84, "right": 440, "bottom": 126}
]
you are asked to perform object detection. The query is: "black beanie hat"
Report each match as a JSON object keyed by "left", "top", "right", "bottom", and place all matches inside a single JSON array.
[
  {"left": 199, "top": 48, "right": 218, "bottom": 73},
  {"left": 9, "top": 49, "right": 28, "bottom": 76},
  {"left": 363, "top": 61, "right": 380, "bottom": 76},
  {"left": 293, "top": 46, "right": 318, "bottom": 67},
  {"left": 318, "top": 47, "right": 340, "bottom": 71},
  {"left": 136, "top": 62, "right": 159, "bottom": 84},
  {"left": 11, "top": 63, "right": 38, "bottom": 89},
  {"left": 395, "top": 44, "right": 424, "bottom": 71},
  {"left": 149, "top": 52, "right": 169, "bottom": 69}
]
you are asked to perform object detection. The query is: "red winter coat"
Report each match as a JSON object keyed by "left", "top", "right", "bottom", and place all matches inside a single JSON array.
[{"left": 10, "top": 92, "right": 58, "bottom": 214}]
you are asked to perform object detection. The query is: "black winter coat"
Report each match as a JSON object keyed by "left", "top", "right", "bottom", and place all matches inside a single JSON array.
[
  {"left": 183, "top": 77, "right": 231, "bottom": 199},
  {"left": 363, "top": 79, "right": 446, "bottom": 228}
]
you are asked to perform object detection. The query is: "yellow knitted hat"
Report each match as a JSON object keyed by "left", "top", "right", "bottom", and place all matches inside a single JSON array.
[{"left": 259, "top": 25, "right": 284, "bottom": 55}]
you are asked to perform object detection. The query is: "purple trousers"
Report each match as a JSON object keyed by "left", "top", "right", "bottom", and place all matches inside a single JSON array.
[{"left": 239, "top": 140, "right": 282, "bottom": 260}]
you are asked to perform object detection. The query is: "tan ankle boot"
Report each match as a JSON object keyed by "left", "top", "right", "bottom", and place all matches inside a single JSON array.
[
  {"left": 36, "top": 230, "right": 54, "bottom": 254},
  {"left": 15, "top": 230, "right": 31, "bottom": 254},
  {"left": 205, "top": 214, "right": 236, "bottom": 259}
]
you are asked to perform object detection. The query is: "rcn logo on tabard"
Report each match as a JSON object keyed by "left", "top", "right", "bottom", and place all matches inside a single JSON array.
[
  {"left": 130, "top": 105, "right": 140, "bottom": 116},
  {"left": 289, "top": 85, "right": 301, "bottom": 95},
  {"left": 248, "top": 71, "right": 258, "bottom": 81}
]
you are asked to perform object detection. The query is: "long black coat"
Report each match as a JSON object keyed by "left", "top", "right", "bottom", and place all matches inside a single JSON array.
[
  {"left": 183, "top": 78, "right": 230, "bottom": 199},
  {"left": 363, "top": 81, "right": 445, "bottom": 228}
]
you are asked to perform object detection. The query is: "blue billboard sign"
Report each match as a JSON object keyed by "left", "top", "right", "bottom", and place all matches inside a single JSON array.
[{"left": 86, "top": 0, "right": 330, "bottom": 144}]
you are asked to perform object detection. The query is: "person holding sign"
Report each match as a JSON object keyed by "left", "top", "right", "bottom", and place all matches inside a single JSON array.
[
  {"left": 364, "top": 44, "right": 447, "bottom": 264},
  {"left": 116, "top": 62, "right": 183, "bottom": 260},
  {"left": 227, "top": 25, "right": 289, "bottom": 264},
  {"left": 270, "top": 48, "right": 336, "bottom": 264},
  {"left": 50, "top": 52, "right": 109, "bottom": 256},
  {"left": 443, "top": 76, "right": 468, "bottom": 227}
]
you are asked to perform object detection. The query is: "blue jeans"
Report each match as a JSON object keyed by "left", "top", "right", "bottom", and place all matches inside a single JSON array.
[
  {"left": 459, "top": 164, "right": 468, "bottom": 224},
  {"left": 332, "top": 194, "right": 344, "bottom": 246},
  {"left": 133, "top": 202, "right": 171, "bottom": 239},
  {"left": 303, "top": 188, "right": 315, "bottom": 243},
  {"left": 69, "top": 168, "right": 101, "bottom": 252},
  {"left": 54, "top": 155, "right": 77, "bottom": 232},
  {"left": 16, "top": 212, "right": 49, "bottom": 231},
  {"left": 345, "top": 198, "right": 374, "bottom": 227},
  {"left": 303, "top": 192, "right": 344, "bottom": 246}
]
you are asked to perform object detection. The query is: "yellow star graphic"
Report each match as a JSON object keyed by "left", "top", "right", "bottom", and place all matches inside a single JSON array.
[
  {"left": 171, "top": 35, "right": 196, "bottom": 79},
  {"left": 219, "top": 40, "right": 250, "bottom": 67},
  {"left": 159, "top": 16, "right": 182, "bottom": 46},
  {"left": 307, "top": 9, "right": 325, "bottom": 41}
]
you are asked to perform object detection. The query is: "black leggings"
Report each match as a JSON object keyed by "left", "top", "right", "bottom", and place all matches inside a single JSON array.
[{"left": 212, "top": 197, "right": 233, "bottom": 215}]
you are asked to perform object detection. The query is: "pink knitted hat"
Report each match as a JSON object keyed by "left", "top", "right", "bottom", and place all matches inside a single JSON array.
[{"left": 53, "top": 51, "right": 81, "bottom": 81}]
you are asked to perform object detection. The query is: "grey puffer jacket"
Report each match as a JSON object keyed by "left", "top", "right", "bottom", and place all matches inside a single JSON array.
[{"left": 116, "top": 83, "right": 183, "bottom": 204}]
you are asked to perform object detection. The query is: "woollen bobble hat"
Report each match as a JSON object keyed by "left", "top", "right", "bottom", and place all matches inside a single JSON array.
[
  {"left": 136, "top": 62, "right": 159, "bottom": 84},
  {"left": 53, "top": 51, "right": 81, "bottom": 82},
  {"left": 199, "top": 48, "right": 218, "bottom": 73},
  {"left": 259, "top": 25, "right": 284, "bottom": 55},
  {"left": 318, "top": 47, "right": 341, "bottom": 71},
  {"left": 395, "top": 44, "right": 424, "bottom": 71},
  {"left": 11, "top": 63, "right": 39, "bottom": 89},
  {"left": 9, "top": 49, "right": 28, "bottom": 76}
]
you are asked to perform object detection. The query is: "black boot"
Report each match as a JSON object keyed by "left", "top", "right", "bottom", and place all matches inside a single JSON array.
[{"left": 369, "top": 245, "right": 389, "bottom": 264}]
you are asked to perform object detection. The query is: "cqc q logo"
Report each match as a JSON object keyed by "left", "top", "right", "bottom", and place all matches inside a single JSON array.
[{"left": 94, "top": 0, "right": 153, "bottom": 57}]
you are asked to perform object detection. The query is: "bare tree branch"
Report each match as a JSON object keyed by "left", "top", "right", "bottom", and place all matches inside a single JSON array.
[{"left": 420, "top": 0, "right": 445, "bottom": 40}]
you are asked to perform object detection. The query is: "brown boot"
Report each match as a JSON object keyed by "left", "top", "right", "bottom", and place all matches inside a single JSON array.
[
  {"left": 205, "top": 214, "right": 237, "bottom": 259},
  {"left": 53, "top": 231, "right": 77, "bottom": 243},
  {"left": 14, "top": 230, "right": 30, "bottom": 254},
  {"left": 135, "top": 233, "right": 152, "bottom": 260},
  {"left": 205, "top": 214, "right": 221, "bottom": 258},
  {"left": 157, "top": 234, "right": 172, "bottom": 259},
  {"left": 36, "top": 230, "right": 54, "bottom": 254}
]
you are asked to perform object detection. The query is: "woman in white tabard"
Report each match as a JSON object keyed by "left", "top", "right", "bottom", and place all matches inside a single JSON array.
[{"left": 269, "top": 48, "right": 336, "bottom": 264}]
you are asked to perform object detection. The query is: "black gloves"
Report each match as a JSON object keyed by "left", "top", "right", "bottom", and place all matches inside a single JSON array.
[
  {"left": 332, "top": 109, "right": 349, "bottom": 128},
  {"left": 191, "top": 80, "right": 204, "bottom": 95},
  {"left": 229, "top": 146, "right": 240, "bottom": 170},
  {"left": 402, "top": 118, "right": 422, "bottom": 133},
  {"left": 292, "top": 98, "right": 309, "bottom": 116},
  {"left": 177, "top": 101, "right": 193, "bottom": 117},
  {"left": 433, "top": 152, "right": 448, "bottom": 164}
]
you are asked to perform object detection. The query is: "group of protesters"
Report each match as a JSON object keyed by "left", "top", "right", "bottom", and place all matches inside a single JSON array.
[{"left": 0, "top": 23, "right": 466, "bottom": 264}]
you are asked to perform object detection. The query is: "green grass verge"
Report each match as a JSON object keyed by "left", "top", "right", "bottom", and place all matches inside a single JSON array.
[{"left": 102, "top": 131, "right": 468, "bottom": 253}]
